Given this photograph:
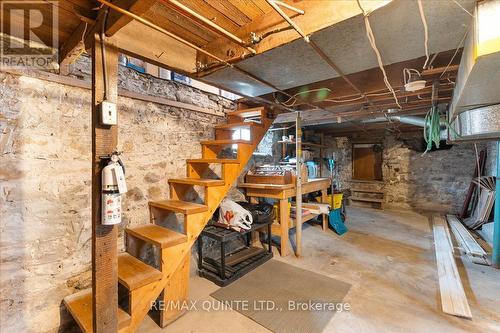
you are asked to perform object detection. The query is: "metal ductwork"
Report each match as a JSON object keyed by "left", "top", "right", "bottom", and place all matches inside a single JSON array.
[
  {"left": 362, "top": 115, "right": 448, "bottom": 140},
  {"left": 450, "top": 104, "right": 500, "bottom": 142},
  {"left": 450, "top": 0, "right": 500, "bottom": 121}
]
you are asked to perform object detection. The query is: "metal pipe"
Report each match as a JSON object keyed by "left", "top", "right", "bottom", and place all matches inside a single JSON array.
[
  {"left": 266, "top": 0, "right": 310, "bottom": 42},
  {"left": 96, "top": 0, "right": 231, "bottom": 66},
  {"left": 274, "top": 1, "right": 305, "bottom": 15},
  {"left": 163, "top": 0, "right": 256, "bottom": 54},
  {"left": 493, "top": 141, "right": 500, "bottom": 268}
]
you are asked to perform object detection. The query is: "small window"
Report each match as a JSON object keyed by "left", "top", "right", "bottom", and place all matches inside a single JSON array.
[
  {"left": 232, "top": 128, "right": 251, "bottom": 149},
  {"left": 352, "top": 143, "right": 383, "bottom": 181}
]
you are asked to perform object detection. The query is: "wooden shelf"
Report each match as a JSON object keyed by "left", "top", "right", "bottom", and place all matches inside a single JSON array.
[
  {"left": 278, "top": 141, "right": 327, "bottom": 148},
  {"left": 290, "top": 213, "right": 320, "bottom": 226}
]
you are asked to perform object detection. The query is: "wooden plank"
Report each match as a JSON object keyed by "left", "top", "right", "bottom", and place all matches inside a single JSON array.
[
  {"left": 349, "top": 196, "right": 384, "bottom": 203},
  {"left": 60, "top": 0, "right": 157, "bottom": 68},
  {"left": 198, "top": 1, "right": 390, "bottom": 69},
  {"left": 186, "top": 158, "right": 240, "bottom": 164},
  {"left": 225, "top": 247, "right": 265, "bottom": 266},
  {"left": 109, "top": 20, "right": 198, "bottom": 74},
  {"left": 215, "top": 122, "right": 262, "bottom": 130},
  {"left": 91, "top": 34, "right": 119, "bottom": 332},
  {"left": 201, "top": 139, "right": 252, "bottom": 145},
  {"left": 64, "top": 289, "right": 131, "bottom": 333},
  {"left": 227, "top": 106, "right": 264, "bottom": 118},
  {"left": 432, "top": 216, "right": 472, "bottom": 319},
  {"left": 209, "top": 0, "right": 252, "bottom": 26},
  {"left": 168, "top": 178, "right": 225, "bottom": 187},
  {"left": 159, "top": 248, "right": 190, "bottom": 327},
  {"left": 290, "top": 213, "right": 320, "bottom": 226},
  {"left": 149, "top": 199, "right": 209, "bottom": 214},
  {"left": 118, "top": 253, "right": 162, "bottom": 290},
  {"left": 126, "top": 224, "right": 187, "bottom": 248},
  {"left": 104, "top": 0, "right": 157, "bottom": 36},
  {"left": 447, "top": 215, "right": 488, "bottom": 258},
  {"left": 239, "top": 182, "right": 295, "bottom": 190}
]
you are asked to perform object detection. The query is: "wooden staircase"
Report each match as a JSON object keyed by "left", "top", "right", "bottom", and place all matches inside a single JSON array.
[{"left": 64, "top": 106, "right": 274, "bottom": 332}]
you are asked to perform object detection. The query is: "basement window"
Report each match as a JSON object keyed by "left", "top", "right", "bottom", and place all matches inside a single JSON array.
[
  {"left": 232, "top": 128, "right": 251, "bottom": 149},
  {"left": 352, "top": 143, "right": 383, "bottom": 181}
]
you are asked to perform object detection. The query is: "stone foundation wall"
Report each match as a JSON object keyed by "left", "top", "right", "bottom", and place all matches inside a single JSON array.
[
  {"left": 0, "top": 62, "right": 235, "bottom": 332},
  {"left": 326, "top": 132, "right": 488, "bottom": 213}
]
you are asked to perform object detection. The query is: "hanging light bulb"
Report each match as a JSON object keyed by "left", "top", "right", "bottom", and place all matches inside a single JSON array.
[{"left": 403, "top": 68, "right": 426, "bottom": 92}]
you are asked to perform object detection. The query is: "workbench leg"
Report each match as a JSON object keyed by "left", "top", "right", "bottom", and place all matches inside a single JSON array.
[
  {"left": 321, "top": 189, "right": 328, "bottom": 231},
  {"left": 249, "top": 197, "right": 260, "bottom": 246},
  {"left": 279, "top": 199, "right": 290, "bottom": 257}
]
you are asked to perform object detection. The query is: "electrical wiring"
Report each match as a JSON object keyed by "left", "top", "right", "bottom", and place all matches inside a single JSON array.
[
  {"left": 452, "top": 0, "right": 474, "bottom": 17},
  {"left": 417, "top": 0, "right": 430, "bottom": 69},
  {"left": 356, "top": 0, "right": 402, "bottom": 110},
  {"left": 280, "top": 88, "right": 332, "bottom": 106},
  {"left": 403, "top": 68, "right": 422, "bottom": 85},
  {"left": 440, "top": 29, "right": 468, "bottom": 78}
]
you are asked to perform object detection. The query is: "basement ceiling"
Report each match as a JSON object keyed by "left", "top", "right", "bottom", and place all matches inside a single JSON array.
[{"left": 203, "top": 0, "right": 475, "bottom": 95}]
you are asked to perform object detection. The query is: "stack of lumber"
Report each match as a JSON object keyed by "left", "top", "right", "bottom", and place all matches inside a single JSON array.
[
  {"left": 447, "top": 215, "right": 490, "bottom": 265},
  {"left": 432, "top": 215, "right": 472, "bottom": 319},
  {"left": 464, "top": 176, "right": 496, "bottom": 229}
]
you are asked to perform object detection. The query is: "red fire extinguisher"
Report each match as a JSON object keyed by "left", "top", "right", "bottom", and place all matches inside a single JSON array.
[{"left": 102, "top": 153, "right": 127, "bottom": 225}]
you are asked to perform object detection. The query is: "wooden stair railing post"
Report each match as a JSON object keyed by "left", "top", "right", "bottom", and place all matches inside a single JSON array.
[{"left": 91, "top": 33, "right": 119, "bottom": 332}]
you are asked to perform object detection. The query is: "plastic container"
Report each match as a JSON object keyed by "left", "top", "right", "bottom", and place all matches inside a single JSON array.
[{"left": 315, "top": 193, "right": 343, "bottom": 210}]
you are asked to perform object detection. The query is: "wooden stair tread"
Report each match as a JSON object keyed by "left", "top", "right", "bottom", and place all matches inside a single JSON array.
[
  {"left": 227, "top": 107, "right": 264, "bottom": 118},
  {"left": 169, "top": 178, "right": 225, "bottom": 187},
  {"left": 350, "top": 196, "right": 384, "bottom": 203},
  {"left": 149, "top": 199, "right": 208, "bottom": 214},
  {"left": 187, "top": 158, "right": 240, "bottom": 164},
  {"left": 63, "top": 289, "right": 131, "bottom": 333},
  {"left": 118, "top": 253, "right": 162, "bottom": 290},
  {"left": 126, "top": 224, "right": 187, "bottom": 248},
  {"left": 215, "top": 122, "right": 262, "bottom": 130},
  {"left": 200, "top": 139, "right": 252, "bottom": 145}
]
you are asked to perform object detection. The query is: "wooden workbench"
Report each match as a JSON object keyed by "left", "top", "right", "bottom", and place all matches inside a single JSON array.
[{"left": 238, "top": 178, "right": 331, "bottom": 257}]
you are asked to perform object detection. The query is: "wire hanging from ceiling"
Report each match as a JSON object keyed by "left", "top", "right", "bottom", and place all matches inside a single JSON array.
[
  {"left": 417, "top": 0, "right": 430, "bottom": 69},
  {"left": 451, "top": 0, "right": 474, "bottom": 17},
  {"left": 440, "top": 29, "right": 468, "bottom": 78},
  {"left": 356, "top": 0, "right": 402, "bottom": 110}
]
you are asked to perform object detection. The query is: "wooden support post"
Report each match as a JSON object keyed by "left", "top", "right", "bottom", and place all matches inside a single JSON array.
[
  {"left": 295, "top": 112, "right": 302, "bottom": 257},
  {"left": 279, "top": 199, "right": 290, "bottom": 257},
  {"left": 91, "top": 33, "right": 119, "bottom": 332}
]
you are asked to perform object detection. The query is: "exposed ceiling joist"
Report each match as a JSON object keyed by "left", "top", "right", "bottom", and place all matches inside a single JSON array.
[
  {"left": 59, "top": 0, "right": 157, "bottom": 69},
  {"left": 197, "top": 0, "right": 391, "bottom": 73}
]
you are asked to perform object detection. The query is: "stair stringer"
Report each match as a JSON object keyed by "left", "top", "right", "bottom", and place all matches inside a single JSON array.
[{"left": 126, "top": 117, "right": 273, "bottom": 331}]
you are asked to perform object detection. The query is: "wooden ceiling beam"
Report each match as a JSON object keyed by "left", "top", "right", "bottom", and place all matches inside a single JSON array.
[
  {"left": 197, "top": 0, "right": 391, "bottom": 74},
  {"left": 105, "top": 0, "right": 157, "bottom": 36},
  {"left": 59, "top": 0, "right": 156, "bottom": 70},
  {"left": 107, "top": 20, "right": 198, "bottom": 74}
]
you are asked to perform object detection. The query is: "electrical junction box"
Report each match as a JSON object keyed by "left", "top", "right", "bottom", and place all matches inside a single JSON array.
[{"left": 100, "top": 100, "right": 117, "bottom": 125}]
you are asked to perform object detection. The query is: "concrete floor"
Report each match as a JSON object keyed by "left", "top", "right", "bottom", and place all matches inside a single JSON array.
[{"left": 139, "top": 207, "right": 500, "bottom": 333}]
